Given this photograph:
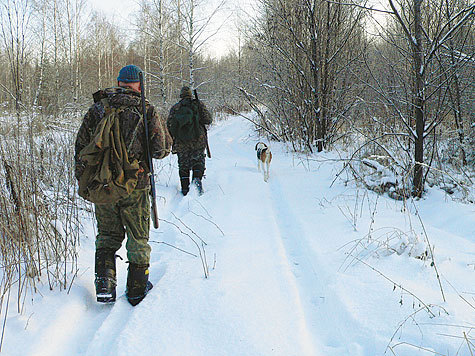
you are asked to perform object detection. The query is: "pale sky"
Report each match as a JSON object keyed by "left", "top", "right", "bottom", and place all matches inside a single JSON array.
[
  {"left": 88, "top": 0, "right": 256, "bottom": 58},
  {"left": 90, "top": 0, "right": 140, "bottom": 21},
  {"left": 89, "top": 0, "right": 388, "bottom": 57}
]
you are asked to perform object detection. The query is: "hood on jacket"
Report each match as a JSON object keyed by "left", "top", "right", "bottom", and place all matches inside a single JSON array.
[{"left": 92, "top": 87, "right": 142, "bottom": 108}]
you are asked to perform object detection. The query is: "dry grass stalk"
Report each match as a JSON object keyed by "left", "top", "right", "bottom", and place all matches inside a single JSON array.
[{"left": 0, "top": 113, "right": 80, "bottom": 316}]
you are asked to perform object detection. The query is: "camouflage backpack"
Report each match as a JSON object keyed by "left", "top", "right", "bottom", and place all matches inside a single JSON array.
[
  {"left": 169, "top": 99, "right": 200, "bottom": 141},
  {"left": 78, "top": 98, "right": 140, "bottom": 204}
]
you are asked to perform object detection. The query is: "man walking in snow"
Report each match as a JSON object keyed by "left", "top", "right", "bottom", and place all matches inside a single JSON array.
[
  {"left": 74, "top": 64, "right": 172, "bottom": 306},
  {"left": 167, "top": 86, "right": 212, "bottom": 196}
]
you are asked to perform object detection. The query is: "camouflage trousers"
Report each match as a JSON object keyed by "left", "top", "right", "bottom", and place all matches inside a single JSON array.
[
  {"left": 95, "top": 188, "right": 151, "bottom": 265},
  {"left": 177, "top": 150, "right": 206, "bottom": 181}
]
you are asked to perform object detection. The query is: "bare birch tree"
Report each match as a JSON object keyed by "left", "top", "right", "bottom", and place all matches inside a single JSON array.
[
  {"left": 363, "top": 0, "right": 474, "bottom": 196},
  {"left": 244, "top": 0, "right": 366, "bottom": 151},
  {"left": 0, "top": 0, "right": 32, "bottom": 114},
  {"left": 177, "top": 0, "right": 227, "bottom": 89}
]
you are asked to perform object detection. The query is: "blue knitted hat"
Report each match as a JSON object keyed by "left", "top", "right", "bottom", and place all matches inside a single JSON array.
[{"left": 117, "top": 65, "right": 143, "bottom": 83}]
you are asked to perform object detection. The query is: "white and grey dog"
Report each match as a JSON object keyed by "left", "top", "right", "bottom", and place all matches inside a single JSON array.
[{"left": 255, "top": 142, "right": 272, "bottom": 182}]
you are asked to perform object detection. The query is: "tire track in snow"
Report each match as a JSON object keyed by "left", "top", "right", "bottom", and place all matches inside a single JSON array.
[
  {"left": 215, "top": 136, "right": 322, "bottom": 355},
  {"left": 266, "top": 174, "right": 356, "bottom": 354},
  {"left": 194, "top": 119, "right": 325, "bottom": 354},
  {"left": 265, "top": 176, "right": 328, "bottom": 354}
]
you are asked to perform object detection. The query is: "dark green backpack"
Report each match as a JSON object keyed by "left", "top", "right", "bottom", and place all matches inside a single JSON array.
[
  {"left": 78, "top": 99, "right": 140, "bottom": 204},
  {"left": 171, "top": 100, "right": 200, "bottom": 141}
]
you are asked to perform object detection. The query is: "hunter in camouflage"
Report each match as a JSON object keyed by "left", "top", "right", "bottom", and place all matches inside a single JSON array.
[
  {"left": 74, "top": 65, "right": 172, "bottom": 306},
  {"left": 75, "top": 87, "right": 171, "bottom": 189},
  {"left": 167, "top": 86, "right": 212, "bottom": 195}
]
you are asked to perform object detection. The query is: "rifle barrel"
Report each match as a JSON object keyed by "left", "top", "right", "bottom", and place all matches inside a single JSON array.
[
  {"left": 193, "top": 89, "right": 211, "bottom": 159},
  {"left": 139, "top": 71, "right": 159, "bottom": 229}
]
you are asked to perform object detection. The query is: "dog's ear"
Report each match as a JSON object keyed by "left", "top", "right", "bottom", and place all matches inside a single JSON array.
[{"left": 255, "top": 142, "right": 259, "bottom": 150}]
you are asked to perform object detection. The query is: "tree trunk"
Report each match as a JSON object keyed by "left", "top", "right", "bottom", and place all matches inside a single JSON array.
[
  {"left": 188, "top": 0, "right": 195, "bottom": 88},
  {"left": 319, "top": 0, "right": 333, "bottom": 152},
  {"left": 157, "top": 0, "right": 167, "bottom": 106},
  {"left": 445, "top": 0, "right": 466, "bottom": 166},
  {"left": 309, "top": 0, "right": 323, "bottom": 152},
  {"left": 412, "top": 0, "right": 425, "bottom": 197}
]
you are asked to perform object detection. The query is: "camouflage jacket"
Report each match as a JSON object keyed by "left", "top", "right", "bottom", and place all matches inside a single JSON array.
[
  {"left": 75, "top": 87, "right": 172, "bottom": 189},
  {"left": 167, "top": 97, "right": 212, "bottom": 153}
]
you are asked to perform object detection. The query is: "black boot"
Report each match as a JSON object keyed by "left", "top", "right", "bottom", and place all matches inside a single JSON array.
[
  {"left": 179, "top": 168, "right": 190, "bottom": 196},
  {"left": 180, "top": 177, "right": 190, "bottom": 196},
  {"left": 126, "top": 263, "right": 153, "bottom": 306},
  {"left": 95, "top": 249, "right": 117, "bottom": 303},
  {"left": 192, "top": 177, "right": 203, "bottom": 195},
  {"left": 192, "top": 168, "right": 204, "bottom": 195}
]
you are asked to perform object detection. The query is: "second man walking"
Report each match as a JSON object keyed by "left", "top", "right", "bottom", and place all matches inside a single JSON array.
[{"left": 167, "top": 86, "right": 212, "bottom": 196}]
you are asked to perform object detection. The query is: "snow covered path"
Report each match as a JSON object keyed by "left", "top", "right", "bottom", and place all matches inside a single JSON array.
[{"left": 4, "top": 116, "right": 474, "bottom": 356}]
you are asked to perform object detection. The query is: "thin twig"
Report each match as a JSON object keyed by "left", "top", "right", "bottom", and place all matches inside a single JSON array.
[
  {"left": 350, "top": 254, "right": 437, "bottom": 318},
  {"left": 171, "top": 212, "right": 208, "bottom": 246},
  {"left": 464, "top": 332, "right": 474, "bottom": 356},
  {"left": 149, "top": 241, "right": 197, "bottom": 258},
  {"left": 189, "top": 200, "right": 212, "bottom": 219},
  {"left": 389, "top": 341, "right": 447, "bottom": 355},
  {"left": 385, "top": 306, "right": 427, "bottom": 354},
  {"left": 411, "top": 199, "right": 446, "bottom": 302},
  {"left": 441, "top": 275, "right": 475, "bottom": 311},
  {"left": 189, "top": 210, "right": 225, "bottom": 236},
  {"left": 159, "top": 218, "right": 209, "bottom": 278},
  {"left": 0, "top": 287, "right": 11, "bottom": 353}
]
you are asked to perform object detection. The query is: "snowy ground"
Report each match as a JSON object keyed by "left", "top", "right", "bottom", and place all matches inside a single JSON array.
[{"left": 3, "top": 115, "right": 474, "bottom": 356}]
